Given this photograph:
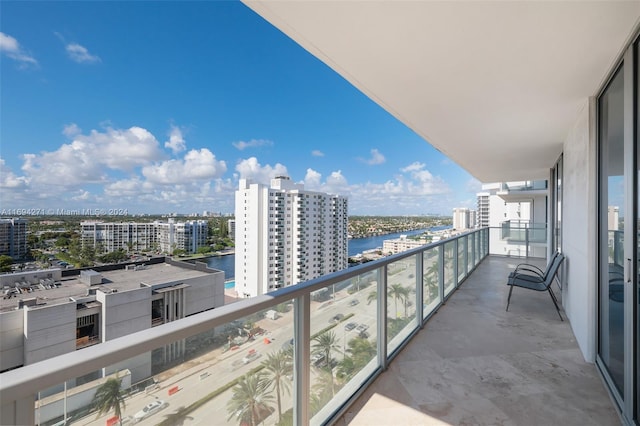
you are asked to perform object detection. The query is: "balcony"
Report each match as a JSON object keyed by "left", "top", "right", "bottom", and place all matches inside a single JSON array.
[
  {"left": 0, "top": 228, "right": 617, "bottom": 426},
  {"left": 335, "top": 256, "right": 618, "bottom": 425}
]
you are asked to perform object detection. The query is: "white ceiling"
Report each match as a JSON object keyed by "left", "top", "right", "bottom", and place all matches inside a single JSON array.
[{"left": 243, "top": 1, "right": 640, "bottom": 182}]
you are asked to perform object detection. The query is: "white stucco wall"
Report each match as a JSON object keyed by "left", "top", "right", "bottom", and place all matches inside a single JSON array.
[
  {"left": 23, "top": 302, "right": 76, "bottom": 365},
  {"left": 561, "top": 98, "right": 597, "bottom": 362},
  {"left": 0, "top": 310, "right": 24, "bottom": 371},
  {"left": 183, "top": 273, "right": 225, "bottom": 315},
  {"left": 97, "top": 287, "right": 152, "bottom": 341}
]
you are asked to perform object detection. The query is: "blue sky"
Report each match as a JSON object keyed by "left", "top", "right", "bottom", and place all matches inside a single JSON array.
[{"left": 0, "top": 1, "right": 480, "bottom": 216}]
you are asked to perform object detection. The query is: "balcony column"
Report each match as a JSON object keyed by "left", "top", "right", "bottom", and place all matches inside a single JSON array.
[
  {"left": 1, "top": 395, "right": 35, "bottom": 426},
  {"left": 415, "top": 253, "right": 423, "bottom": 326}
]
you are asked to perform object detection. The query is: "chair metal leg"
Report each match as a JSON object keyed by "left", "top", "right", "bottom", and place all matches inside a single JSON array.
[
  {"left": 506, "top": 283, "right": 514, "bottom": 311},
  {"left": 547, "top": 287, "right": 563, "bottom": 321}
]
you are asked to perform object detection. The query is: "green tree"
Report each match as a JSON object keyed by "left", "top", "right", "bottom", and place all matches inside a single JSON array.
[
  {"left": 226, "top": 372, "right": 274, "bottom": 426},
  {"left": 337, "top": 337, "right": 376, "bottom": 380},
  {"left": 261, "top": 350, "right": 292, "bottom": 423},
  {"left": 366, "top": 290, "right": 377, "bottom": 306},
  {"left": 91, "top": 377, "right": 126, "bottom": 425},
  {"left": 55, "top": 236, "right": 70, "bottom": 248},
  {"left": 312, "top": 331, "right": 339, "bottom": 396},
  {"left": 424, "top": 260, "right": 439, "bottom": 302},
  {"left": 0, "top": 255, "right": 13, "bottom": 272},
  {"left": 388, "top": 284, "right": 409, "bottom": 318}
]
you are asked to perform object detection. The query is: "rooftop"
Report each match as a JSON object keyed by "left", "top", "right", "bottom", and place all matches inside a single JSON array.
[{"left": 0, "top": 262, "right": 219, "bottom": 312}]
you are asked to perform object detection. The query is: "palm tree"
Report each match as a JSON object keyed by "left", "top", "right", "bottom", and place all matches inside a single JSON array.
[
  {"left": 366, "top": 290, "right": 377, "bottom": 305},
  {"left": 226, "top": 372, "right": 274, "bottom": 426},
  {"left": 424, "top": 260, "right": 439, "bottom": 302},
  {"left": 261, "top": 350, "right": 292, "bottom": 423},
  {"left": 160, "top": 406, "right": 193, "bottom": 426},
  {"left": 310, "top": 370, "right": 335, "bottom": 415},
  {"left": 91, "top": 377, "right": 126, "bottom": 425},
  {"left": 337, "top": 337, "right": 376, "bottom": 380},
  {"left": 388, "top": 283, "right": 407, "bottom": 318},
  {"left": 312, "top": 331, "right": 339, "bottom": 396}
]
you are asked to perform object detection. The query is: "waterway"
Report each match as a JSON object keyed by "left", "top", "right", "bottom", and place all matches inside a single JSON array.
[{"left": 201, "top": 225, "right": 451, "bottom": 280}]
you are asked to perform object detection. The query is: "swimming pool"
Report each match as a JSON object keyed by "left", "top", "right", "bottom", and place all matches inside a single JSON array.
[{"left": 224, "top": 280, "right": 235, "bottom": 289}]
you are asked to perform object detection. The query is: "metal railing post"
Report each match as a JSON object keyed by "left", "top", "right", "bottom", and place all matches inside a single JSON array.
[
  {"left": 416, "top": 252, "right": 423, "bottom": 326},
  {"left": 377, "top": 266, "right": 388, "bottom": 371},
  {"left": 294, "top": 293, "right": 310, "bottom": 426}
]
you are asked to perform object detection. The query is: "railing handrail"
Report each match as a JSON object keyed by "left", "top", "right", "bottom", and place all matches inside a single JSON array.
[{"left": 0, "top": 227, "right": 487, "bottom": 408}]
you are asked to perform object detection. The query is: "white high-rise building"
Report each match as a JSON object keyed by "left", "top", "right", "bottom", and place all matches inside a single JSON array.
[
  {"left": 81, "top": 220, "right": 208, "bottom": 255},
  {"left": 0, "top": 218, "right": 27, "bottom": 259},
  {"left": 235, "top": 176, "right": 348, "bottom": 298},
  {"left": 452, "top": 208, "right": 475, "bottom": 230}
]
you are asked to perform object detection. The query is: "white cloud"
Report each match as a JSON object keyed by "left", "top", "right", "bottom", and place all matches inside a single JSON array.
[
  {"left": 400, "top": 162, "right": 425, "bottom": 173},
  {"left": 360, "top": 148, "right": 386, "bottom": 165},
  {"left": 311, "top": 150, "right": 324, "bottom": 157},
  {"left": 304, "top": 168, "right": 322, "bottom": 189},
  {"left": 325, "top": 171, "right": 348, "bottom": 191},
  {"left": 21, "top": 126, "right": 166, "bottom": 187},
  {"left": 0, "top": 159, "right": 29, "bottom": 189},
  {"left": 165, "top": 125, "right": 186, "bottom": 154},
  {"left": 0, "top": 32, "right": 37, "bottom": 68},
  {"left": 143, "top": 148, "right": 227, "bottom": 184},
  {"left": 63, "top": 123, "right": 82, "bottom": 138},
  {"left": 65, "top": 42, "right": 101, "bottom": 63},
  {"left": 232, "top": 139, "right": 273, "bottom": 151},
  {"left": 235, "top": 157, "right": 287, "bottom": 184}
]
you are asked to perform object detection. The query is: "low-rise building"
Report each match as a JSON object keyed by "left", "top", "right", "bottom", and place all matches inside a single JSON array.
[{"left": 0, "top": 260, "right": 225, "bottom": 386}]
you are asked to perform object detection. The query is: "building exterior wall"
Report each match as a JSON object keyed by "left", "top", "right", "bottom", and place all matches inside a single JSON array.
[
  {"left": 23, "top": 302, "right": 77, "bottom": 365},
  {"left": 96, "top": 287, "right": 152, "bottom": 341},
  {"left": 0, "top": 218, "right": 27, "bottom": 258},
  {"left": 81, "top": 220, "right": 207, "bottom": 255},
  {"left": 383, "top": 237, "right": 429, "bottom": 255},
  {"left": 0, "top": 310, "right": 24, "bottom": 371},
  {"left": 561, "top": 98, "right": 597, "bottom": 362}
]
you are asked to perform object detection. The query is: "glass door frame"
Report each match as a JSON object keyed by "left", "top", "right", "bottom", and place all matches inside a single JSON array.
[{"left": 596, "top": 42, "right": 637, "bottom": 424}]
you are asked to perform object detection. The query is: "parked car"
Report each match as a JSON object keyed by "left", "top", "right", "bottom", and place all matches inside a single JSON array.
[
  {"left": 311, "top": 352, "right": 326, "bottom": 367},
  {"left": 356, "top": 323, "right": 369, "bottom": 333},
  {"left": 349, "top": 299, "right": 360, "bottom": 306},
  {"left": 344, "top": 322, "right": 357, "bottom": 331},
  {"left": 133, "top": 400, "right": 167, "bottom": 422}
]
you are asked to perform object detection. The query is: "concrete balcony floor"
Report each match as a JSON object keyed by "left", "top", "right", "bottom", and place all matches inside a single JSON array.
[{"left": 337, "top": 255, "right": 620, "bottom": 426}]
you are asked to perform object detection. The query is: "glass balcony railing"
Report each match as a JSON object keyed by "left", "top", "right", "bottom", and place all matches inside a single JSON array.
[
  {"left": 490, "top": 222, "right": 547, "bottom": 258},
  {"left": 1, "top": 228, "right": 490, "bottom": 426}
]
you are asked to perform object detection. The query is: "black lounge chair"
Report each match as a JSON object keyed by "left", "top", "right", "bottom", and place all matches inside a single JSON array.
[{"left": 506, "top": 252, "right": 565, "bottom": 321}]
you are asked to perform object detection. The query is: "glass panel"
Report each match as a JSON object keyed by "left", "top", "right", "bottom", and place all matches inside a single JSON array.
[
  {"left": 309, "top": 274, "right": 378, "bottom": 424},
  {"left": 35, "top": 306, "right": 295, "bottom": 426},
  {"left": 386, "top": 255, "right": 418, "bottom": 355},
  {"left": 598, "top": 66, "right": 625, "bottom": 395},
  {"left": 457, "top": 236, "right": 467, "bottom": 283},
  {"left": 555, "top": 155, "right": 563, "bottom": 253},
  {"left": 423, "top": 247, "right": 440, "bottom": 317},
  {"left": 475, "top": 230, "right": 481, "bottom": 266},
  {"left": 443, "top": 241, "right": 455, "bottom": 297},
  {"left": 467, "top": 233, "right": 474, "bottom": 272}
]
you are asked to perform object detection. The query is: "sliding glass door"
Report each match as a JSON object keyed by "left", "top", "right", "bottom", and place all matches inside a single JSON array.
[{"left": 598, "top": 45, "right": 637, "bottom": 423}]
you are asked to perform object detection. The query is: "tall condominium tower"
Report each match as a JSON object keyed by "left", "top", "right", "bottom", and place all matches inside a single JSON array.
[
  {"left": 0, "top": 218, "right": 27, "bottom": 259},
  {"left": 235, "top": 176, "right": 348, "bottom": 298}
]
